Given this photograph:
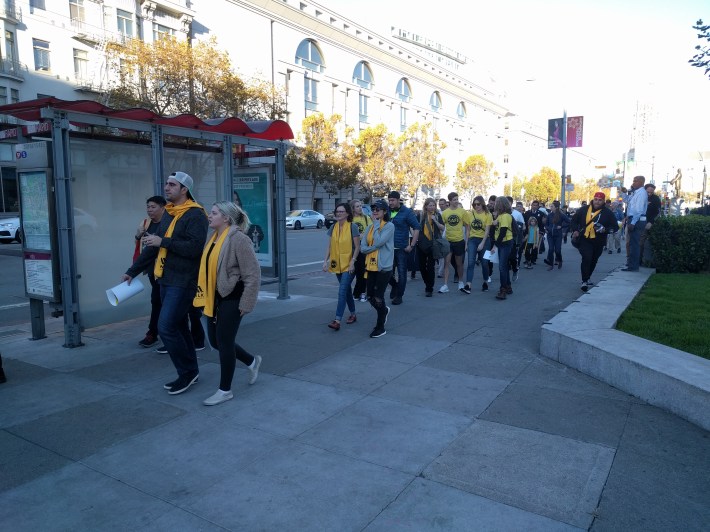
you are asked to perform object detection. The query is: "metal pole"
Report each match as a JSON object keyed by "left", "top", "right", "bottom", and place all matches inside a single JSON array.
[
  {"left": 275, "top": 142, "right": 289, "bottom": 300},
  {"left": 561, "top": 110, "right": 567, "bottom": 205}
]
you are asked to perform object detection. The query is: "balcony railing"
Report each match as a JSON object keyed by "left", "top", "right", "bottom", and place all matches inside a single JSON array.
[
  {"left": 0, "top": 59, "right": 26, "bottom": 80},
  {"left": 0, "top": 0, "right": 21, "bottom": 23}
]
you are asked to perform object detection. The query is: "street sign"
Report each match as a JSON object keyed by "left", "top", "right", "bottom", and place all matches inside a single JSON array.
[{"left": 565, "top": 184, "right": 574, "bottom": 192}]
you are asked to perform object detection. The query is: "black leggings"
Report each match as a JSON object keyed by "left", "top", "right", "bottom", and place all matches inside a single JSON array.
[
  {"left": 366, "top": 270, "right": 392, "bottom": 328},
  {"left": 206, "top": 298, "right": 255, "bottom": 391}
]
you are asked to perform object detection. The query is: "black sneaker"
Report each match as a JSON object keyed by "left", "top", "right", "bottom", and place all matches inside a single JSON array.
[
  {"left": 194, "top": 343, "right": 206, "bottom": 351},
  {"left": 155, "top": 345, "right": 168, "bottom": 354},
  {"left": 461, "top": 285, "right": 471, "bottom": 294},
  {"left": 581, "top": 281, "right": 589, "bottom": 292},
  {"left": 139, "top": 333, "right": 158, "bottom": 348},
  {"left": 482, "top": 282, "right": 489, "bottom": 292},
  {"left": 391, "top": 296, "right": 403, "bottom": 305},
  {"left": 167, "top": 373, "right": 199, "bottom": 395},
  {"left": 384, "top": 306, "right": 390, "bottom": 325},
  {"left": 164, "top": 374, "right": 199, "bottom": 390},
  {"left": 370, "top": 327, "right": 387, "bottom": 338}
]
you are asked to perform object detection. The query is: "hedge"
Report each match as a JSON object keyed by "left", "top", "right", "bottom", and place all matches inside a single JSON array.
[{"left": 648, "top": 215, "right": 710, "bottom": 273}]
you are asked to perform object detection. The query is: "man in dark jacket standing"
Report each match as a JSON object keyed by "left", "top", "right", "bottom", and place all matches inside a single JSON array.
[
  {"left": 640, "top": 183, "right": 662, "bottom": 264},
  {"left": 570, "top": 192, "right": 618, "bottom": 292},
  {"left": 123, "top": 171, "right": 208, "bottom": 395},
  {"left": 387, "top": 191, "right": 420, "bottom": 305}
]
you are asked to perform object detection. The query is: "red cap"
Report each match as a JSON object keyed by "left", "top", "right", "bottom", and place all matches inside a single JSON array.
[{"left": 593, "top": 192, "right": 605, "bottom": 200}]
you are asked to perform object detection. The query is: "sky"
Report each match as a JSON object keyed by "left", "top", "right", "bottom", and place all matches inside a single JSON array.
[{"left": 318, "top": 0, "right": 710, "bottom": 181}]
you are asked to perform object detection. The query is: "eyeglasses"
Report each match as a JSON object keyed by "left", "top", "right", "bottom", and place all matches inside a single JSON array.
[
  {"left": 335, "top": 210, "right": 346, "bottom": 214},
  {"left": 472, "top": 203, "right": 481, "bottom": 206}
]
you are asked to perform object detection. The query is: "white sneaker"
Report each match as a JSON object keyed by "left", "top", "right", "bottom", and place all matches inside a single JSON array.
[
  {"left": 458, "top": 282, "right": 465, "bottom": 290},
  {"left": 486, "top": 277, "right": 492, "bottom": 283},
  {"left": 249, "top": 355, "right": 262, "bottom": 385},
  {"left": 203, "top": 389, "right": 233, "bottom": 406},
  {"left": 359, "top": 294, "right": 368, "bottom": 303},
  {"left": 438, "top": 285, "right": 449, "bottom": 293}
]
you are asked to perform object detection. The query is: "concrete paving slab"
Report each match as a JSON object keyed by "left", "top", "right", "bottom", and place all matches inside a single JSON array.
[
  {"left": 0, "top": 462, "right": 179, "bottom": 530},
  {"left": 514, "top": 357, "right": 640, "bottom": 402},
  {"left": 364, "top": 477, "right": 582, "bottom": 531},
  {"left": 424, "top": 420, "right": 615, "bottom": 529},
  {"left": 286, "top": 352, "right": 413, "bottom": 394},
  {"left": 0, "top": 431, "right": 71, "bottom": 492},
  {"left": 459, "top": 326, "right": 540, "bottom": 353},
  {"left": 297, "top": 395, "right": 471, "bottom": 475},
  {"left": 183, "top": 439, "right": 412, "bottom": 531},
  {"left": 395, "top": 313, "right": 484, "bottom": 341},
  {"left": 0, "top": 358, "right": 56, "bottom": 388},
  {"left": 422, "top": 342, "right": 534, "bottom": 381},
  {"left": 344, "top": 334, "right": 451, "bottom": 365},
  {"left": 373, "top": 365, "right": 508, "bottom": 418},
  {"left": 202, "top": 376, "right": 363, "bottom": 438},
  {"left": 132, "top": 507, "right": 226, "bottom": 532},
  {"left": 72, "top": 351, "right": 177, "bottom": 389},
  {"left": 591, "top": 446, "right": 710, "bottom": 532},
  {"left": 0, "top": 374, "right": 118, "bottom": 426},
  {"left": 82, "top": 412, "right": 285, "bottom": 503},
  {"left": 6, "top": 395, "right": 185, "bottom": 460},
  {"left": 479, "top": 383, "right": 631, "bottom": 447}
]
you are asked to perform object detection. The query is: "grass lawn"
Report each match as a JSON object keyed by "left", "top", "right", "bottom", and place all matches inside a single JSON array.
[{"left": 616, "top": 273, "right": 710, "bottom": 360}]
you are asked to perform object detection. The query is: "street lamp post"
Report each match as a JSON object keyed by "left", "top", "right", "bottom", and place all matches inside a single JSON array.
[{"left": 700, "top": 151, "right": 708, "bottom": 214}]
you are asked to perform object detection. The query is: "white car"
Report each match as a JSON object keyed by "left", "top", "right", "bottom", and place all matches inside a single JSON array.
[
  {"left": 0, "top": 216, "right": 21, "bottom": 243},
  {"left": 286, "top": 209, "right": 325, "bottom": 229}
]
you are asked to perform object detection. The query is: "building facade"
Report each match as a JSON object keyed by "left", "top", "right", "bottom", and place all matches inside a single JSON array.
[{"left": 0, "top": 0, "right": 562, "bottom": 215}]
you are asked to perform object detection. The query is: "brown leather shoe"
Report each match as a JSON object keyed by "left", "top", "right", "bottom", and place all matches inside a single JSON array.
[
  {"left": 328, "top": 320, "right": 341, "bottom": 330},
  {"left": 346, "top": 315, "right": 357, "bottom": 324},
  {"left": 505, "top": 285, "right": 513, "bottom": 295},
  {"left": 495, "top": 289, "right": 507, "bottom": 300}
]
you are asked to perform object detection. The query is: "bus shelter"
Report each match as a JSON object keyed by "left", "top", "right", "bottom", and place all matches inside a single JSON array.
[{"left": 0, "top": 98, "right": 294, "bottom": 348}]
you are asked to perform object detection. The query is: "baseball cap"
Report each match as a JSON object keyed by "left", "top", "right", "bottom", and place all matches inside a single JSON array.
[
  {"left": 593, "top": 192, "right": 605, "bottom": 200},
  {"left": 371, "top": 199, "right": 389, "bottom": 211},
  {"left": 169, "top": 171, "right": 194, "bottom": 199}
]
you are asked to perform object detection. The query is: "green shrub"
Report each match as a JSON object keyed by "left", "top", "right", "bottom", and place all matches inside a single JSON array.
[{"left": 649, "top": 215, "right": 710, "bottom": 273}]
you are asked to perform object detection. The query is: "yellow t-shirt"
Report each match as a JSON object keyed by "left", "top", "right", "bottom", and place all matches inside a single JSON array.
[
  {"left": 442, "top": 207, "right": 472, "bottom": 242},
  {"left": 352, "top": 214, "right": 372, "bottom": 235},
  {"left": 469, "top": 210, "right": 492, "bottom": 239},
  {"left": 495, "top": 213, "right": 513, "bottom": 242}
]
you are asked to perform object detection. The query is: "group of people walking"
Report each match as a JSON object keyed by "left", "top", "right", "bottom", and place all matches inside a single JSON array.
[{"left": 123, "top": 171, "right": 261, "bottom": 407}]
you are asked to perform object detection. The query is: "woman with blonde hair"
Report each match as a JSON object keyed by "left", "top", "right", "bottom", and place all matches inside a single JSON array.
[
  {"left": 489, "top": 196, "right": 514, "bottom": 300},
  {"left": 417, "top": 198, "right": 444, "bottom": 296},
  {"left": 349, "top": 199, "right": 372, "bottom": 302},
  {"left": 194, "top": 201, "right": 262, "bottom": 406}
]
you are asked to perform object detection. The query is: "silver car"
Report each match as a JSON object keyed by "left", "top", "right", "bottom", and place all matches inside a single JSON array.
[
  {"left": 285, "top": 210, "right": 325, "bottom": 230},
  {"left": 0, "top": 216, "right": 21, "bottom": 243}
]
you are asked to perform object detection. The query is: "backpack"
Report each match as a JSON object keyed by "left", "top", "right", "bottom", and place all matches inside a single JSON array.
[{"left": 510, "top": 217, "right": 524, "bottom": 246}]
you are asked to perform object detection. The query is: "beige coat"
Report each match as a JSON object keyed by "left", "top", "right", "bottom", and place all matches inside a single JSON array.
[{"left": 215, "top": 225, "right": 261, "bottom": 313}]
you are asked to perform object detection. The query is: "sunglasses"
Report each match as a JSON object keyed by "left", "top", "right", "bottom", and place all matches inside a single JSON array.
[
  {"left": 473, "top": 203, "right": 481, "bottom": 206},
  {"left": 371, "top": 207, "right": 381, "bottom": 212}
]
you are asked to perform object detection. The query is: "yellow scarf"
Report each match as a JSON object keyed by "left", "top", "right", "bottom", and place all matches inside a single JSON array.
[
  {"left": 154, "top": 200, "right": 205, "bottom": 278},
  {"left": 194, "top": 228, "right": 230, "bottom": 317},
  {"left": 422, "top": 214, "right": 436, "bottom": 240},
  {"left": 329, "top": 221, "right": 353, "bottom": 273},
  {"left": 584, "top": 208, "right": 600, "bottom": 239},
  {"left": 365, "top": 220, "right": 385, "bottom": 274}
]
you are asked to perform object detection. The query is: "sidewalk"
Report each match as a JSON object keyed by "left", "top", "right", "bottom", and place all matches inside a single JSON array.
[{"left": 1, "top": 245, "right": 708, "bottom": 531}]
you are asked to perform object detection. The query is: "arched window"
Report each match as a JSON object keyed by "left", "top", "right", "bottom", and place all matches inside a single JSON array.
[
  {"left": 295, "top": 39, "right": 324, "bottom": 72},
  {"left": 457, "top": 101, "right": 467, "bottom": 120},
  {"left": 295, "top": 40, "right": 324, "bottom": 111},
  {"left": 396, "top": 78, "right": 411, "bottom": 103},
  {"left": 430, "top": 91, "right": 442, "bottom": 113},
  {"left": 353, "top": 61, "right": 373, "bottom": 89}
]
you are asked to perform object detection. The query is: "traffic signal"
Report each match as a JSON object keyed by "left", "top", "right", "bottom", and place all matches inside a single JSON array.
[
  {"left": 698, "top": 192, "right": 702, "bottom": 200},
  {"left": 566, "top": 175, "right": 572, "bottom": 184}
]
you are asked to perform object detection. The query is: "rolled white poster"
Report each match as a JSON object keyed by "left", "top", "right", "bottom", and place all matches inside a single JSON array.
[
  {"left": 483, "top": 250, "right": 499, "bottom": 263},
  {"left": 106, "top": 278, "right": 145, "bottom": 306}
]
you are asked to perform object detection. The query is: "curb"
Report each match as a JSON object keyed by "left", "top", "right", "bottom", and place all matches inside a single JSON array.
[{"left": 540, "top": 268, "right": 710, "bottom": 431}]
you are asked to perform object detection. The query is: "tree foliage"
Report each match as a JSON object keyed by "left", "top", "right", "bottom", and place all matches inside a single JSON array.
[
  {"left": 525, "top": 167, "right": 560, "bottom": 203},
  {"left": 568, "top": 178, "right": 607, "bottom": 205},
  {"left": 689, "top": 19, "right": 710, "bottom": 79},
  {"left": 104, "top": 37, "right": 286, "bottom": 119},
  {"left": 392, "top": 122, "right": 447, "bottom": 204},
  {"left": 454, "top": 154, "right": 495, "bottom": 201},
  {"left": 352, "top": 124, "right": 395, "bottom": 201},
  {"left": 285, "top": 114, "right": 358, "bottom": 207}
]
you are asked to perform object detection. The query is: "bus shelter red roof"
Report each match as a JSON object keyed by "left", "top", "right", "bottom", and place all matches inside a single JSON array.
[{"left": 0, "top": 97, "right": 294, "bottom": 140}]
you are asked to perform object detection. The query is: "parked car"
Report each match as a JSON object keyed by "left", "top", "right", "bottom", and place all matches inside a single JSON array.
[
  {"left": 285, "top": 209, "right": 325, "bottom": 229},
  {"left": 0, "top": 217, "right": 21, "bottom": 244}
]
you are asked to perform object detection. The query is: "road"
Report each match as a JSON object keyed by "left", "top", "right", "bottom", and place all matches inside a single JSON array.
[{"left": 0, "top": 228, "right": 328, "bottom": 326}]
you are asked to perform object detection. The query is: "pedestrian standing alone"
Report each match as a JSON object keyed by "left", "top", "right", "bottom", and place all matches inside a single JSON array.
[
  {"left": 464, "top": 195, "right": 492, "bottom": 294},
  {"left": 350, "top": 199, "right": 372, "bottom": 302},
  {"left": 323, "top": 202, "right": 360, "bottom": 330},
  {"left": 489, "top": 197, "right": 514, "bottom": 300},
  {"left": 417, "top": 198, "right": 444, "bottom": 297},
  {"left": 544, "top": 200, "right": 570, "bottom": 270},
  {"left": 195, "top": 201, "right": 262, "bottom": 406},
  {"left": 360, "top": 199, "right": 395, "bottom": 338}
]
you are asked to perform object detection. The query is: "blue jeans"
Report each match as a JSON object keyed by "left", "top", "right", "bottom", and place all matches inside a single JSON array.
[
  {"left": 158, "top": 284, "right": 198, "bottom": 378},
  {"left": 335, "top": 271, "right": 355, "bottom": 320},
  {"left": 627, "top": 224, "right": 642, "bottom": 270},
  {"left": 496, "top": 241, "right": 513, "bottom": 288},
  {"left": 465, "top": 236, "right": 489, "bottom": 284},
  {"left": 546, "top": 232, "right": 563, "bottom": 264},
  {"left": 388, "top": 248, "right": 410, "bottom": 298}
]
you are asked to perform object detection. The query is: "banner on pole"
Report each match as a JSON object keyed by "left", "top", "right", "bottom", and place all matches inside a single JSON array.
[{"left": 548, "top": 116, "right": 584, "bottom": 149}]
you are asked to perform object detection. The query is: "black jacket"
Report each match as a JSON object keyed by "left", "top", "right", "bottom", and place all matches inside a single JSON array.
[
  {"left": 155, "top": 206, "right": 208, "bottom": 289},
  {"left": 570, "top": 205, "right": 617, "bottom": 243},
  {"left": 126, "top": 211, "right": 173, "bottom": 279}
]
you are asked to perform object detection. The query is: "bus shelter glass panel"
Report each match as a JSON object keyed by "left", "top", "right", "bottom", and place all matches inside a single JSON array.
[{"left": 70, "top": 138, "right": 154, "bottom": 328}]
